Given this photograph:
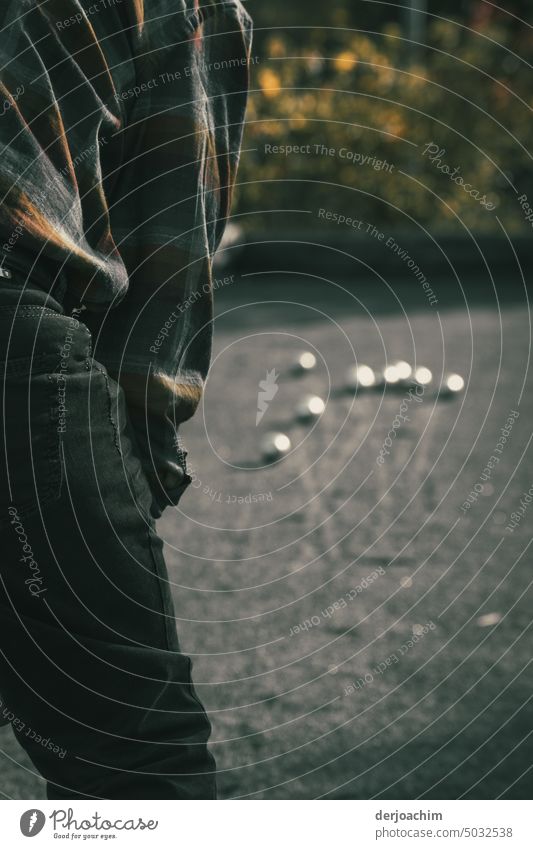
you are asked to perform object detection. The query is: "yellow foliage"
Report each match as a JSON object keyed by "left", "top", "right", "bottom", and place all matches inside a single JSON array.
[
  {"left": 258, "top": 68, "right": 282, "bottom": 99},
  {"left": 334, "top": 51, "right": 358, "bottom": 73},
  {"left": 382, "top": 23, "right": 402, "bottom": 40},
  {"left": 267, "top": 37, "right": 287, "bottom": 58},
  {"left": 289, "top": 116, "right": 308, "bottom": 130},
  {"left": 405, "top": 65, "right": 429, "bottom": 90},
  {"left": 236, "top": 14, "right": 529, "bottom": 233},
  {"left": 383, "top": 112, "right": 407, "bottom": 140}
]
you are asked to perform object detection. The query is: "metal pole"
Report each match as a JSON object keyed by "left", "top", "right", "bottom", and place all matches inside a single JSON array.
[{"left": 405, "top": 0, "right": 427, "bottom": 58}]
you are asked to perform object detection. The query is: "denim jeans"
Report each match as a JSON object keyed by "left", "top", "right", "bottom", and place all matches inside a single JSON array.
[{"left": 0, "top": 278, "right": 216, "bottom": 799}]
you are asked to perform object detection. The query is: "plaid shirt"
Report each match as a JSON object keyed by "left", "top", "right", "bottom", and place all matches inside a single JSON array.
[{"left": 0, "top": 0, "right": 252, "bottom": 510}]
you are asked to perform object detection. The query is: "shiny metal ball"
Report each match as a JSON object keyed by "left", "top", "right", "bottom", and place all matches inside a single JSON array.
[
  {"left": 292, "top": 351, "right": 317, "bottom": 374},
  {"left": 440, "top": 373, "right": 465, "bottom": 398},
  {"left": 261, "top": 432, "right": 292, "bottom": 462},
  {"left": 295, "top": 395, "right": 325, "bottom": 422},
  {"left": 413, "top": 366, "right": 433, "bottom": 388},
  {"left": 345, "top": 364, "right": 378, "bottom": 392},
  {"left": 394, "top": 360, "right": 413, "bottom": 382},
  {"left": 384, "top": 364, "right": 400, "bottom": 384}
]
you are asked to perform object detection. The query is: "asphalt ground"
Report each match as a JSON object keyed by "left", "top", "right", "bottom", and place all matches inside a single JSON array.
[{"left": 1, "top": 275, "right": 531, "bottom": 799}]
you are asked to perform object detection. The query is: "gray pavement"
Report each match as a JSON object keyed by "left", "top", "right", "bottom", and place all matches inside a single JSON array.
[{"left": 1, "top": 278, "right": 531, "bottom": 799}]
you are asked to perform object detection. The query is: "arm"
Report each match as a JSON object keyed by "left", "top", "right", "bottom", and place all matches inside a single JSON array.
[{"left": 92, "top": 0, "right": 253, "bottom": 516}]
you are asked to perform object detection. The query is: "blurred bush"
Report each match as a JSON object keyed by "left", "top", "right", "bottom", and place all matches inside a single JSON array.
[{"left": 235, "top": 1, "right": 532, "bottom": 233}]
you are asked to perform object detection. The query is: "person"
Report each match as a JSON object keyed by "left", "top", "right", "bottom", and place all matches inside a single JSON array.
[{"left": 0, "top": 0, "right": 252, "bottom": 799}]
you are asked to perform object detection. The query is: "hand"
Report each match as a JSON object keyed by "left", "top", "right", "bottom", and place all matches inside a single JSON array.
[
  {"left": 146, "top": 461, "right": 191, "bottom": 520},
  {"left": 162, "top": 464, "right": 185, "bottom": 489}
]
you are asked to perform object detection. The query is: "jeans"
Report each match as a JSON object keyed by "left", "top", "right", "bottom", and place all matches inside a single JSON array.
[{"left": 0, "top": 279, "right": 216, "bottom": 799}]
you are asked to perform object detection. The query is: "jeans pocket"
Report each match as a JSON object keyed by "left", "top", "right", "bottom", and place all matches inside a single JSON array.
[
  {"left": 0, "top": 362, "right": 64, "bottom": 526},
  {"left": 0, "top": 304, "right": 110, "bottom": 530},
  {"left": 0, "top": 306, "right": 71, "bottom": 526},
  {"left": 88, "top": 360, "right": 164, "bottom": 527}
]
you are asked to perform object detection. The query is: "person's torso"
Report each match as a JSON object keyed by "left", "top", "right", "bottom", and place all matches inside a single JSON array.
[{"left": 0, "top": 0, "right": 139, "bottom": 307}]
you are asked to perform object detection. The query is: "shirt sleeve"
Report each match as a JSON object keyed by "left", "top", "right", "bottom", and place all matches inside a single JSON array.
[{"left": 90, "top": 0, "right": 253, "bottom": 514}]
